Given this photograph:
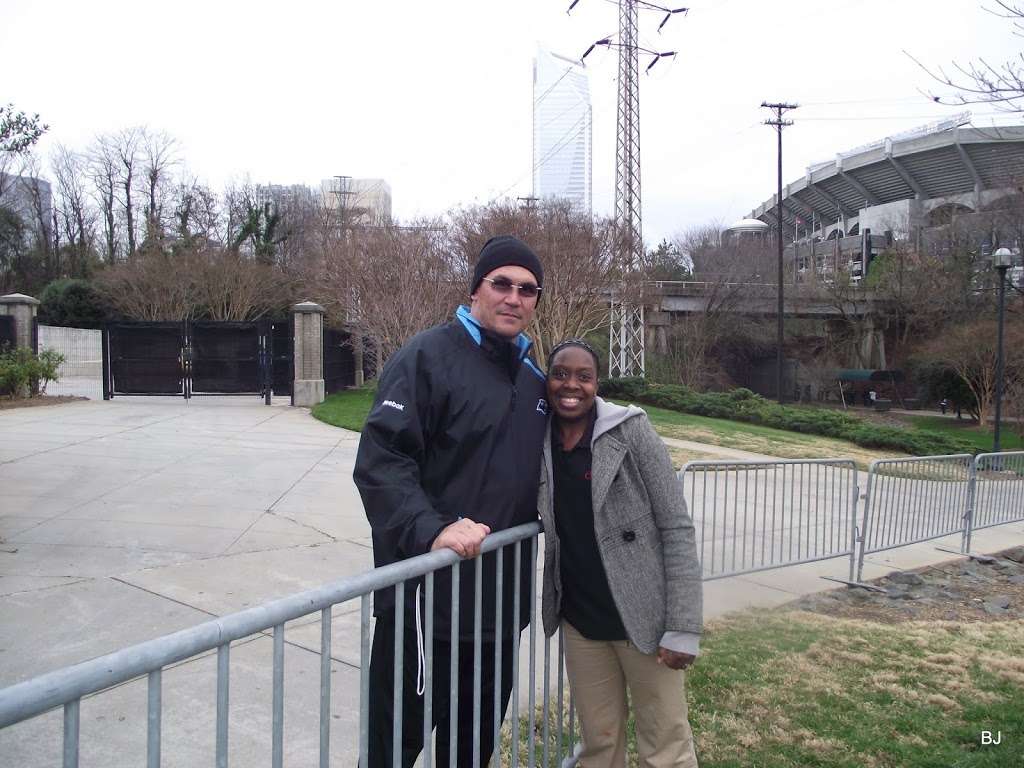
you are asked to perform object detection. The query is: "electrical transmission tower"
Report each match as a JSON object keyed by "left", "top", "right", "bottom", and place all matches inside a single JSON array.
[{"left": 574, "top": 0, "right": 685, "bottom": 378}]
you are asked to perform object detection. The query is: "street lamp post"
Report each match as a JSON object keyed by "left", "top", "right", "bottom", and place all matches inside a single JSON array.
[{"left": 992, "top": 247, "right": 1013, "bottom": 453}]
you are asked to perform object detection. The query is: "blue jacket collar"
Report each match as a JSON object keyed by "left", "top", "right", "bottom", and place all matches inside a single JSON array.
[{"left": 455, "top": 305, "right": 534, "bottom": 358}]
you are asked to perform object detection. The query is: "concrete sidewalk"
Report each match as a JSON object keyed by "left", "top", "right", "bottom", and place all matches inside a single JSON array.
[{"left": 1, "top": 399, "right": 1022, "bottom": 766}]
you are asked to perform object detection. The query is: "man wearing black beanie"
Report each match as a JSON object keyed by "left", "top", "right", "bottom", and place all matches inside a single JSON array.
[{"left": 354, "top": 235, "right": 547, "bottom": 768}]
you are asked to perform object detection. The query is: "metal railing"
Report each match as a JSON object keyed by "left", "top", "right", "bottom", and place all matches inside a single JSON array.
[
  {"left": 968, "top": 451, "right": 1024, "bottom": 550},
  {"left": 4, "top": 452, "right": 1024, "bottom": 766},
  {"left": 0, "top": 522, "right": 582, "bottom": 768},
  {"left": 680, "top": 459, "right": 860, "bottom": 581}
]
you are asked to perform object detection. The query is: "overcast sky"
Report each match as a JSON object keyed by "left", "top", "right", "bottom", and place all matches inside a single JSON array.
[{"left": 4, "top": 0, "right": 1022, "bottom": 245}]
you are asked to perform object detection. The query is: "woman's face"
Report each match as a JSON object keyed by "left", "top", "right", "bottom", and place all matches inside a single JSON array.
[{"left": 547, "top": 346, "right": 598, "bottom": 421}]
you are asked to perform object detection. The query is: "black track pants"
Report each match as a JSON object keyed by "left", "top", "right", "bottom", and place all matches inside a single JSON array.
[{"left": 365, "top": 606, "right": 517, "bottom": 768}]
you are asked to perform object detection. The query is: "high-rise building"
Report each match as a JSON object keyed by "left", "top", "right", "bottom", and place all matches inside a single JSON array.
[
  {"left": 532, "top": 47, "right": 592, "bottom": 212},
  {"left": 320, "top": 177, "right": 392, "bottom": 226}
]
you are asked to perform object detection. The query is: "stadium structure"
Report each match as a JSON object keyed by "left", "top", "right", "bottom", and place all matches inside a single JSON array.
[{"left": 746, "top": 115, "right": 1024, "bottom": 282}]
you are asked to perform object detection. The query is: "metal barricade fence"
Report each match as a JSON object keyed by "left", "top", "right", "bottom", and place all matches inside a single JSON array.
[
  {"left": 5, "top": 452, "right": 1023, "bottom": 766},
  {"left": 0, "top": 522, "right": 582, "bottom": 768},
  {"left": 968, "top": 451, "right": 1024, "bottom": 550},
  {"left": 680, "top": 459, "right": 860, "bottom": 581},
  {"left": 855, "top": 454, "right": 974, "bottom": 581}
]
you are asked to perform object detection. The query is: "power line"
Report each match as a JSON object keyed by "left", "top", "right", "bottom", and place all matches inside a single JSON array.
[{"left": 495, "top": 113, "right": 589, "bottom": 200}]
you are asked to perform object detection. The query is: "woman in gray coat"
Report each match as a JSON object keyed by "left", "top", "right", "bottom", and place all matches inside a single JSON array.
[{"left": 539, "top": 339, "right": 703, "bottom": 768}]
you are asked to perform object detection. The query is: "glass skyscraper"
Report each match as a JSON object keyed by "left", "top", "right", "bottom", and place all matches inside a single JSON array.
[{"left": 532, "top": 47, "right": 592, "bottom": 212}]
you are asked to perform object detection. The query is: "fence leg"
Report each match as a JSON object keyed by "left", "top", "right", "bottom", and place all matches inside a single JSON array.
[{"left": 963, "top": 457, "right": 977, "bottom": 554}]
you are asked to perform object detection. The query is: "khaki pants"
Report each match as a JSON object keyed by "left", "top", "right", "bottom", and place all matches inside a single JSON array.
[{"left": 562, "top": 622, "right": 698, "bottom": 768}]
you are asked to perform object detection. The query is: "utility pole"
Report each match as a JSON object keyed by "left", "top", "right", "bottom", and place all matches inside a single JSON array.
[
  {"left": 573, "top": 0, "right": 684, "bottom": 379},
  {"left": 761, "top": 101, "right": 797, "bottom": 404}
]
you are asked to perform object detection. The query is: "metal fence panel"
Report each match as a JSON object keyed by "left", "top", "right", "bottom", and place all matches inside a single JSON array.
[
  {"left": 680, "top": 459, "right": 860, "bottom": 581},
  {"left": 37, "top": 325, "right": 103, "bottom": 399},
  {"left": 856, "top": 454, "right": 973, "bottom": 581},
  {"left": 971, "top": 452, "right": 1024, "bottom": 540}
]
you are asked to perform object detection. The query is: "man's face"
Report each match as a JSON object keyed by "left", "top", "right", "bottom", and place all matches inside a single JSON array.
[{"left": 469, "top": 265, "right": 539, "bottom": 338}]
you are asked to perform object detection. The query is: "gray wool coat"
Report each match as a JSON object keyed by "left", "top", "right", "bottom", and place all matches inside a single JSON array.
[{"left": 539, "top": 397, "right": 703, "bottom": 655}]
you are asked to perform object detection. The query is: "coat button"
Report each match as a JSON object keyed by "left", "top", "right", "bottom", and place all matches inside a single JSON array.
[{"left": 622, "top": 530, "right": 636, "bottom": 542}]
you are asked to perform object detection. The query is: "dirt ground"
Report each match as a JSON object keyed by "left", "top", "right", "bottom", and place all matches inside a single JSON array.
[
  {"left": 0, "top": 395, "right": 86, "bottom": 410},
  {"left": 792, "top": 546, "right": 1024, "bottom": 624}
]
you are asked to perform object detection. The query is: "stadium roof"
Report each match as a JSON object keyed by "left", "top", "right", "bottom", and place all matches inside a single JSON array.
[{"left": 749, "top": 124, "right": 1024, "bottom": 230}]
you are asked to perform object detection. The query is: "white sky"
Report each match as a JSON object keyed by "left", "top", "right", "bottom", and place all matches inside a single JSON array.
[{"left": 4, "top": 0, "right": 1022, "bottom": 245}]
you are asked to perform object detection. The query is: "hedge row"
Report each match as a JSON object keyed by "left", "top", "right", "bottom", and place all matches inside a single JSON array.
[{"left": 600, "top": 378, "right": 974, "bottom": 457}]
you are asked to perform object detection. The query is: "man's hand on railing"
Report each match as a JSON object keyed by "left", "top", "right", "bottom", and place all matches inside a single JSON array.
[{"left": 431, "top": 518, "right": 492, "bottom": 558}]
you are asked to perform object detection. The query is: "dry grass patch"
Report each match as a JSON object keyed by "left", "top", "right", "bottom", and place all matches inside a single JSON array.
[
  {"left": 687, "top": 610, "right": 1024, "bottom": 767},
  {"left": 653, "top": 422, "right": 903, "bottom": 468},
  {"left": 500, "top": 603, "right": 1023, "bottom": 767}
]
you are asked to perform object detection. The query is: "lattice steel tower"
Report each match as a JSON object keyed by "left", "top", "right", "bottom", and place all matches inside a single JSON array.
[
  {"left": 575, "top": 0, "right": 682, "bottom": 377},
  {"left": 609, "top": 0, "right": 645, "bottom": 378}
]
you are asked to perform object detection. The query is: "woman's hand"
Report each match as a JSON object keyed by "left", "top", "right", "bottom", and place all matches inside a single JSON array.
[{"left": 656, "top": 647, "right": 696, "bottom": 670}]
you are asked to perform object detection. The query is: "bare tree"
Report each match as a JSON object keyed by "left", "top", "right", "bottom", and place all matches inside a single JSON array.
[
  {"left": 911, "top": 2, "right": 1024, "bottom": 111},
  {"left": 17, "top": 153, "right": 53, "bottom": 260},
  {"left": 918, "top": 318, "right": 1024, "bottom": 428},
  {"left": 112, "top": 127, "right": 143, "bottom": 257},
  {"left": 97, "top": 244, "right": 291, "bottom": 321},
  {"left": 649, "top": 225, "right": 777, "bottom": 388},
  {"left": 95, "top": 249, "right": 195, "bottom": 320},
  {"left": 87, "top": 135, "right": 120, "bottom": 262},
  {"left": 190, "top": 247, "right": 287, "bottom": 321},
  {"left": 51, "top": 144, "right": 97, "bottom": 277},
  {"left": 140, "top": 130, "right": 178, "bottom": 250},
  {"left": 447, "top": 199, "right": 629, "bottom": 363},
  {"left": 318, "top": 221, "right": 462, "bottom": 359}
]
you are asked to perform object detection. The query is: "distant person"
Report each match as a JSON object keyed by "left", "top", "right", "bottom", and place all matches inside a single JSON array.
[
  {"left": 353, "top": 235, "right": 547, "bottom": 768},
  {"left": 869, "top": 389, "right": 877, "bottom": 405},
  {"left": 539, "top": 338, "right": 703, "bottom": 768},
  {"left": 940, "top": 398, "right": 949, "bottom": 415}
]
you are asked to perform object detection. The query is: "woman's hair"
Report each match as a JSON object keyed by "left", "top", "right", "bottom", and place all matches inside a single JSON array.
[{"left": 547, "top": 338, "right": 601, "bottom": 372}]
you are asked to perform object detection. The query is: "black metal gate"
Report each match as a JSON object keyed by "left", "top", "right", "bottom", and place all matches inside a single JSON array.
[
  {"left": 107, "top": 322, "right": 184, "bottom": 395},
  {"left": 190, "top": 322, "right": 261, "bottom": 395},
  {"left": 104, "top": 319, "right": 291, "bottom": 402},
  {"left": 324, "top": 327, "right": 376, "bottom": 394},
  {"left": 0, "top": 315, "right": 16, "bottom": 350},
  {"left": 271, "top": 319, "right": 293, "bottom": 398},
  {"left": 324, "top": 327, "right": 355, "bottom": 394}
]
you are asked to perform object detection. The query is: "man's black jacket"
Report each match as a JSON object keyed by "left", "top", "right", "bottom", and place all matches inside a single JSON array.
[{"left": 353, "top": 306, "right": 548, "bottom": 640}]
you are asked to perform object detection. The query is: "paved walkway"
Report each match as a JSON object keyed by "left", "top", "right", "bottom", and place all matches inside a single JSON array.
[{"left": 1, "top": 399, "right": 1022, "bottom": 766}]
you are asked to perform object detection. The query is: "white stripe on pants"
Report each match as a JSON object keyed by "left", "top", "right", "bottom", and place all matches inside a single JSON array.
[{"left": 562, "top": 621, "right": 699, "bottom": 768}]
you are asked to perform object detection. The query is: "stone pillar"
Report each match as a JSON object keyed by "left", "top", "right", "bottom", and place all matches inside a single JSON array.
[
  {"left": 0, "top": 293, "right": 40, "bottom": 350},
  {"left": 353, "top": 337, "right": 365, "bottom": 388},
  {"left": 292, "top": 301, "right": 326, "bottom": 407}
]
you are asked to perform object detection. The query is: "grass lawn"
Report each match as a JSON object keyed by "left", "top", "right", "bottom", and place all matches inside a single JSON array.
[
  {"left": 502, "top": 611, "right": 1024, "bottom": 768},
  {"left": 907, "top": 415, "right": 1024, "bottom": 454},
  {"left": 310, "top": 388, "right": 908, "bottom": 465},
  {"left": 623, "top": 402, "right": 904, "bottom": 468},
  {"left": 310, "top": 389, "right": 1024, "bottom": 465},
  {"left": 311, "top": 387, "right": 376, "bottom": 432}
]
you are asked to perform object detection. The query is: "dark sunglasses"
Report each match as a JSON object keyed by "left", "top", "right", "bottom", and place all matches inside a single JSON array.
[{"left": 480, "top": 276, "right": 542, "bottom": 299}]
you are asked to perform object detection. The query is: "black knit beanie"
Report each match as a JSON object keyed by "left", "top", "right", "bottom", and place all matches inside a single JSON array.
[{"left": 470, "top": 235, "right": 544, "bottom": 296}]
